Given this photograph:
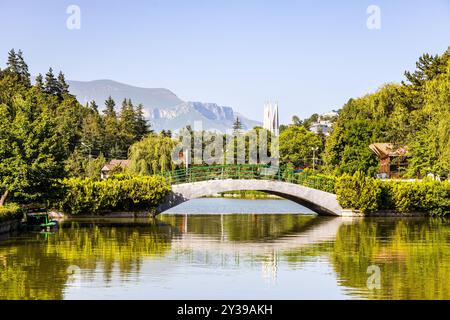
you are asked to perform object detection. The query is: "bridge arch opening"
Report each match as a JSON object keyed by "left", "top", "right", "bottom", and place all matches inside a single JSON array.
[{"left": 158, "top": 179, "right": 342, "bottom": 216}]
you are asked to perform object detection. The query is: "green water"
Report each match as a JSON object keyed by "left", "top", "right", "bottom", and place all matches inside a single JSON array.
[{"left": 1, "top": 201, "right": 450, "bottom": 299}]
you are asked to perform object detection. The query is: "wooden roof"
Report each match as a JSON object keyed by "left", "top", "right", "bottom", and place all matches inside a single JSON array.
[
  {"left": 369, "top": 143, "right": 408, "bottom": 159},
  {"left": 101, "top": 159, "right": 131, "bottom": 171}
]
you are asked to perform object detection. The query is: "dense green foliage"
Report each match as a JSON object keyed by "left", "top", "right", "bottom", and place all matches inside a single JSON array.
[
  {"left": 279, "top": 125, "right": 322, "bottom": 168},
  {"left": 0, "top": 203, "right": 22, "bottom": 223},
  {"left": 387, "top": 180, "right": 450, "bottom": 215},
  {"left": 64, "top": 151, "right": 107, "bottom": 180},
  {"left": 0, "top": 51, "right": 80, "bottom": 204},
  {"left": 0, "top": 49, "right": 153, "bottom": 205},
  {"left": 324, "top": 49, "right": 450, "bottom": 178},
  {"left": 128, "top": 134, "right": 178, "bottom": 175},
  {"left": 335, "top": 172, "right": 450, "bottom": 215},
  {"left": 335, "top": 172, "right": 383, "bottom": 213},
  {"left": 58, "top": 175, "right": 171, "bottom": 215}
]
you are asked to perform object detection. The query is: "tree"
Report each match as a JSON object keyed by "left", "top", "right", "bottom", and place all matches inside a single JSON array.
[
  {"left": 135, "top": 103, "right": 150, "bottom": 139},
  {"left": 291, "top": 115, "right": 302, "bottom": 126},
  {"left": 279, "top": 125, "right": 322, "bottom": 168},
  {"left": 103, "top": 96, "right": 116, "bottom": 118},
  {"left": 5, "top": 49, "right": 30, "bottom": 86},
  {"left": 80, "top": 102, "right": 104, "bottom": 158},
  {"left": 403, "top": 53, "right": 448, "bottom": 87},
  {"left": 16, "top": 50, "right": 31, "bottom": 86},
  {"left": 323, "top": 49, "right": 450, "bottom": 178},
  {"left": 161, "top": 129, "right": 172, "bottom": 138},
  {"left": 0, "top": 89, "right": 67, "bottom": 205},
  {"left": 102, "top": 96, "right": 120, "bottom": 157},
  {"left": 302, "top": 113, "right": 319, "bottom": 130},
  {"left": 128, "top": 134, "right": 178, "bottom": 175},
  {"left": 232, "top": 117, "right": 243, "bottom": 135},
  {"left": 6, "top": 49, "right": 19, "bottom": 75},
  {"left": 35, "top": 73, "right": 44, "bottom": 90},
  {"left": 89, "top": 100, "right": 99, "bottom": 113},
  {"left": 44, "top": 68, "right": 60, "bottom": 95},
  {"left": 57, "top": 71, "right": 69, "bottom": 94},
  {"left": 118, "top": 98, "right": 138, "bottom": 152}
]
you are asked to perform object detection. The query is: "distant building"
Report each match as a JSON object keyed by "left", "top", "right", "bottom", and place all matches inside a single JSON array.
[
  {"left": 309, "top": 120, "right": 332, "bottom": 136},
  {"left": 263, "top": 102, "right": 279, "bottom": 136},
  {"left": 309, "top": 116, "right": 333, "bottom": 136},
  {"left": 369, "top": 143, "right": 408, "bottom": 178},
  {"left": 308, "top": 111, "right": 338, "bottom": 136},
  {"left": 101, "top": 159, "right": 131, "bottom": 179}
]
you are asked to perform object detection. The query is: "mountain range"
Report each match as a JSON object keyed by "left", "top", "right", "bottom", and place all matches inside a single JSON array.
[{"left": 67, "top": 79, "right": 261, "bottom": 132}]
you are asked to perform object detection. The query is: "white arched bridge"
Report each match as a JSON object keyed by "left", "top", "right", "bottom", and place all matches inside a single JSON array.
[{"left": 158, "top": 165, "right": 344, "bottom": 216}]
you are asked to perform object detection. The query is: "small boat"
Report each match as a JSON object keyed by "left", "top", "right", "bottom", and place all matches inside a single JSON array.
[{"left": 25, "top": 212, "right": 59, "bottom": 230}]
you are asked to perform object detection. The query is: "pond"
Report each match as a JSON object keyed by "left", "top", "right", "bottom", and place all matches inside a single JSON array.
[{"left": 0, "top": 199, "right": 449, "bottom": 300}]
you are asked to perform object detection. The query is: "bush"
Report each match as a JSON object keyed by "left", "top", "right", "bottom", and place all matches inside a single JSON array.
[
  {"left": 57, "top": 175, "right": 171, "bottom": 215},
  {"left": 335, "top": 171, "right": 382, "bottom": 214},
  {"left": 388, "top": 179, "right": 450, "bottom": 215},
  {"left": 336, "top": 172, "right": 450, "bottom": 216},
  {"left": 0, "top": 203, "right": 23, "bottom": 223}
]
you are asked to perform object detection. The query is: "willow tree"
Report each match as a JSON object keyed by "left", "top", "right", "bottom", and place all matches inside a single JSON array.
[{"left": 128, "top": 134, "right": 178, "bottom": 175}]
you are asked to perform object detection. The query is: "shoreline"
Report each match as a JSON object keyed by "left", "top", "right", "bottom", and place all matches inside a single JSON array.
[{"left": 48, "top": 208, "right": 430, "bottom": 220}]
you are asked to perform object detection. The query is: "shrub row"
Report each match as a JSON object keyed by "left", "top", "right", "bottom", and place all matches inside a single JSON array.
[
  {"left": 335, "top": 172, "right": 450, "bottom": 215},
  {"left": 0, "top": 203, "right": 23, "bottom": 223},
  {"left": 57, "top": 175, "right": 171, "bottom": 215}
]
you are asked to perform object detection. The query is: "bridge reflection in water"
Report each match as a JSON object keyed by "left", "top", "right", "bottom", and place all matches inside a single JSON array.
[
  {"left": 162, "top": 214, "right": 356, "bottom": 283},
  {"left": 2, "top": 214, "right": 450, "bottom": 299}
]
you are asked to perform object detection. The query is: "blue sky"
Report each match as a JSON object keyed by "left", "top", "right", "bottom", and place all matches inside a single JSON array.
[{"left": 0, "top": 0, "right": 449, "bottom": 123}]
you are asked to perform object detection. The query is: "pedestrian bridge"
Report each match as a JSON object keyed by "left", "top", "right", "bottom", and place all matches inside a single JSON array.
[{"left": 158, "top": 165, "right": 344, "bottom": 216}]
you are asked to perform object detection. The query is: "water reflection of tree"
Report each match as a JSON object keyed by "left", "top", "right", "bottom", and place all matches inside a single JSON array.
[
  {"left": 4, "top": 216, "right": 450, "bottom": 300},
  {"left": 0, "top": 241, "right": 70, "bottom": 299},
  {"left": 330, "top": 218, "right": 450, "bottom": 299},
  {"left": 48, "top": 221, "right": 173, "bottom": 275},
  {"left": 0, "top": 220, "right": 175, "bottom": 300}
]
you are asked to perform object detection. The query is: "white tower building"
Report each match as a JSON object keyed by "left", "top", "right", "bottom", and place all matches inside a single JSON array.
[{"left": 263, "top": 102, "right": 279, "bottom": 136}]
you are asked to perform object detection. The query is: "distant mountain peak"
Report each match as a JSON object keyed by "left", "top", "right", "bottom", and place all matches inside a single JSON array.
[{"left": 67, "top": 79, "right": 261, "bottom": 132}]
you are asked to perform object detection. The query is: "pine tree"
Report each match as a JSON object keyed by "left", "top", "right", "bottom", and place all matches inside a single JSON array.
[
  {"left": 118, "top": 98, "right": 138, "bottom": 150},
  {"left": 89, "top": 100, "right": 99, "bottom": 113},
  {"left": 103, "top": 96, "right": 116, "bottom": 117},
  {"left": 44, "top": 68, "right": 59, "bottom": 95},
  {"left": 16, "top": 50, "right": 30, "bottom": 86},
  {"left": 57, "top": 71, "right": 69, "bottom": 94},
  {"left": 35, "top": 73, "right": 44, "bottom": 90},
  {"left": 102, "top": 97, "right": 119, "bottom": 158},
  {"left": 233, "top": 117, "right": 243, "bottom": 135},
  {"left": 6, "top": 49, "right": 19, "bottom": 75},
  {"left": 135, "top": 103, "right": 150, "bottom": 139}
]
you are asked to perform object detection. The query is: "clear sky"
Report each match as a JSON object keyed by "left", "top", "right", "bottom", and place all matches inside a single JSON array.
[{"left": 0, "top": 0, "right": 449, "bottom": 123}]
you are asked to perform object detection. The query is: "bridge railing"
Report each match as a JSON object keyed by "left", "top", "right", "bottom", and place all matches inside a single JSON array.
[{"left": 161, "top": 164, "right": 336, "bottom": 193}]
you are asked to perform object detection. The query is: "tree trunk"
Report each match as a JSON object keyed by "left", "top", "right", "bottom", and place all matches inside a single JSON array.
[{"left": 0, "top": 190, "right": 9, "bottom": 206}]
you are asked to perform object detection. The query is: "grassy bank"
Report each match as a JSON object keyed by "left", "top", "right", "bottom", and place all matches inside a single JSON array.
[{"left": 335, "top": 172, "right": 450, "bottom": 215}]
